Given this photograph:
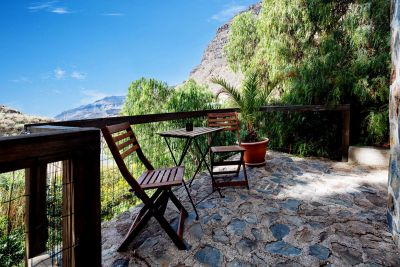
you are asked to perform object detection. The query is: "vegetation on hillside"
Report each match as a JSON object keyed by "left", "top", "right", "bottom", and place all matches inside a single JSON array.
[
  {"left": 224, "top": 0, "right": 390, "bottom": 157},
  {"left": 0, "top": 105, "right": 52, "bottom": 136}
]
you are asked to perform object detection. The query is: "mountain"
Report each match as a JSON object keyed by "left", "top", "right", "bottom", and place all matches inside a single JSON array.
[
  {"left": 0, "top": 105, "right": 53, "bottom": 136},
  {"left": 55, "top": 96, "right": 126, "bottom": 121},
  {"left": 189, "top": 3, "right": 262, "bottom": 93}
]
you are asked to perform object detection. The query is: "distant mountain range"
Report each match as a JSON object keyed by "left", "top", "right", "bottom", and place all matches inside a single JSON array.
[{"left": 55, "top": 96, "right": 125, "bottom": 121}]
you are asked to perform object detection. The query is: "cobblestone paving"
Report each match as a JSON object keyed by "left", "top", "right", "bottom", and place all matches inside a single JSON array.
[{"left": 102, "top": 152, "right": 399, "bottom": 266}]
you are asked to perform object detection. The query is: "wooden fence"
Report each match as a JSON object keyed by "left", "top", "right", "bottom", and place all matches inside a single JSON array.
[
  {"left": 27, "top": 104, "right": 351, "bottom": 161},
  {"left": 0, "top": 127, "right": 101, "bottom": 266}
]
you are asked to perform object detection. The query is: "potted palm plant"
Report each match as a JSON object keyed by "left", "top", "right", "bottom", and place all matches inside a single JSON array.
[{"left": 212, "top": 72, "right": 270, "bottom": 166}]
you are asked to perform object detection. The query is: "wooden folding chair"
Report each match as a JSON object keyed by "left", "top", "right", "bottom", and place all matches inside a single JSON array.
[
  {"left": 101, "top": 122, "right": 198, "bottom": 251},
  {"left": 208, "top": 112, "right": 249, "bottom": 192}
]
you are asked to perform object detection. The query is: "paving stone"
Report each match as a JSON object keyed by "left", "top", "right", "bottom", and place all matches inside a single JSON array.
[
  {"left": 194, "top": 245, "right": 222, "bottom": 267},
  {"left": 309, "top": 244, "right": 330, "bottom": 260},
  {"left": 295, "top": 228, "right": 313, "bottom": 242},
  {"left": 280, "top": 199, "right": 301, "bottom": 212},
  {"left": 197, "top": 201, "right": 216, "bottom": 209},
  {"left": 101, "top": 151, "right": 393, "bottom": 267},
  {"left": 212, "top": 229, "right": 230, "bottom": 244},
  {"left": 251, "top": 228, "right": 263, "bottom": 241},
  {"left": 270, "top": 224, "right": 290, "bottom": 240},
  {"left": 243, "top": 213, "right": 258, "bottom": 224},
  {"left": 227, "top": 219, "right": 246, "bottom": 235},
  {"left": 226, "top": 259, "right": 256, "bottom": 267},
  {"left": 211, "top": 213, "right": 222, "bottom": 222},
  {"left": 265, "top": 241, "right": 302, "bottom": 256},
  {"left": 188, "top": 223, "right": 203, "bottom": 241},
  {"left": 331, "top": 242, "right": 363, "bottom": 266},
  {"left": 111, "top": 259, "right": 129, "bottom": 267}
]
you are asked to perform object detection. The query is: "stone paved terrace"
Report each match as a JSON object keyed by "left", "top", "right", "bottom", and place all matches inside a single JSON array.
[{"left": 102, "top": 152, "right": 400, "bottom": 266}]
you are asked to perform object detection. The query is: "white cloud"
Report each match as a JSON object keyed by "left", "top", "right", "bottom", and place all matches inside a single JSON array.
[
  {"left": 211, "top": 5, "right": 247, "bottom": 22},
  {"left": 11, "top": 77, "right": 31, "bottom": 83},
  {"left": 51, "top": 7, "right": 69, "bottom": 14},
  {"left": 28, "top": 1, "right": 70, "bottom": 14},
  {"left": 28, "top": 1, "right": 56, "bottom": 11},
  {"left": 54, "top": 67, "right": 66, "bottom": 79},
  {"left": 101, "top": 13, "right": 124, "bottom": 16},
  {"left": 71, "top": 71, "right": 86, "bottom": 80},
  {"left": 80, "top": 89, "right": 108, "bottom": 104}
]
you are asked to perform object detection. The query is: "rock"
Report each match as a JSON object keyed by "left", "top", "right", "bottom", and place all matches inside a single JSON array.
[
  {"left": 194, "top": 246, "right": 222, "bottom": 267},
  {"left": 188, "top": 223, "right": 203, "bottom": 241},
  {"left": 227, "top": 259, "right": 256, "bottom": 267},
  {"left": 227, "top": 219, "right": 246, "bottom": 235},
  {"left": 280, "top": 199, "right": 301, "bottom": 212},
  {"left": 236, "top": 238, "right": 257, "bottom": 255},
  {"left": 265, "top": 241, "right": 302, "bottom": 256},
  {"left": 212, "top": 229, "right": 230, "bottom": 244},
  {"left": 210, "top": 213, "right": 222, "bottom": 222},
  {"left": 197, "top": 201, "right": 216, "bottom": 209},
  {"left": 270, "top": 224, "right": 290, "bottom": 240},
  {"left": 111, "top": 259, "right": 129, "bottom": 267},
  {"left": 295, "top": 228, "right": 313, "bottom": 242},
  {"left": 304, "top": 208, "right": 329, "bottom": 217},
  {"left": 366, "top": 195, "right": 384, "bottom": 206},
  {"left": 331, "top": 242, "right": 363, "bottom": 266},
  {"left": 251, "top": 228, "right": 263, "bottom": 241},
  {"left": 238, "top": 202, "right": 253, "bottom": 210},
  {"left": 309, "top": 244, "right": 330, "bottom": 261},
  {"left": 244, "top": 213, "right": 258, "bottom": 224}
]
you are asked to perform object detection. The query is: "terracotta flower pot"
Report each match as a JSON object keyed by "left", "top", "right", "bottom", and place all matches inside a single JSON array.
[{"left": 240, "top": 138, "right": 269, "bottom": 166}]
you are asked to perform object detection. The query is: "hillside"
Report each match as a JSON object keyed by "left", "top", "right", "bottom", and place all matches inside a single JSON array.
[
  {"left": 189, "top": 3, "right": 261, "bottom": 93},
  {"left": 55, "top": 96, "right": 125, "bottom": 121},
  {"left": 0, "top": 105, "right": 53, "bottom": 136}
]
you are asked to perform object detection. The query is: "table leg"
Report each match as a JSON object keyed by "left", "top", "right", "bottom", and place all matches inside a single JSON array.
[{"left": 164, "top": 137, "right": 192, "bottom": 167}]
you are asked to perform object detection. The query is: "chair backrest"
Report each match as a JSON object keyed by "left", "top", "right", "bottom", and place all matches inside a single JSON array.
[
  {"left": 208, "top": 112, "right": 241, "bottom": 144},
  {"left": 101, "top": 122, "right": 153, "bottom": 201}
]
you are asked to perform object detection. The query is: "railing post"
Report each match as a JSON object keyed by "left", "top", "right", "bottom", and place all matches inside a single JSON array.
[
  {"left": 62, "top": 160, "right": 74, "bottom": 266},
  {"left": 25, "top": 164, "right": 48, "bottom": 259},
  {"left": 341, "top": 109, "right": 350, "bottom": 162},
  {"left": 71, "top": 131, "right": 101, "bottom": 266}
]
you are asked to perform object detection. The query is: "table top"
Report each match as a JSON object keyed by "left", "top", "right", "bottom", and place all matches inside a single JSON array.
[{"left": 158, "top": 126, "right": 223, "bottom": 138}]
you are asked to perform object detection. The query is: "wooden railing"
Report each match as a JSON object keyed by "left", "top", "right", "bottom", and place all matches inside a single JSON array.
[
  {"left": 27, "top": 104, "right": 351, "bottom": 161},
  {"left": 0, "top": 127, "right": 101, "bottom": 266}
]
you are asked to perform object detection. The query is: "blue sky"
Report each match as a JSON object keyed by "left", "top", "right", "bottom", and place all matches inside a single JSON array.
[{"left": 0, "top": 0, "right": 258, "bottom": 117}]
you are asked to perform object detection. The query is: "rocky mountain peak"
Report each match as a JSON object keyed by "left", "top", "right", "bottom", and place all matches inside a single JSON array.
[{"left": 189, "top": 3, "right": 261, "bottom": 93}]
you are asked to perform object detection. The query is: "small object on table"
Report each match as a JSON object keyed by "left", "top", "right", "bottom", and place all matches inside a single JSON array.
[{"left": 186, "top": 122, "right": 193, "bottom": 131}]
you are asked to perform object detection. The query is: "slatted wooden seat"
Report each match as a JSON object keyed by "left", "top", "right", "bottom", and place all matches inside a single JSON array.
[
  {"left": 101, "top": 122, "right": 198, "bottom": 251},
  {"left": 208, "top": 112, "right": 249, "bottom": 191}
]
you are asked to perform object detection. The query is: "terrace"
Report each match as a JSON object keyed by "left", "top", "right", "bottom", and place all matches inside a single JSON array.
[{"left": 1, "top": 104, "right": 398, "bottom": 266}]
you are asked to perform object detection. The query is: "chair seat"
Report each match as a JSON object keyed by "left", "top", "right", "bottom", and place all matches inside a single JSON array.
[
  {"left": 211, "top": 145, "right": 246, "bottom": 153},
  {"left": 138, "top": 166, "right": 184, "bottom": 189}
]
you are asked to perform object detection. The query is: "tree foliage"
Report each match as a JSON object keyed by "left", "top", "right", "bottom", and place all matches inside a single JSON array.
[{"left": 225, "top": 0, "right": 390, "bottom": 154}]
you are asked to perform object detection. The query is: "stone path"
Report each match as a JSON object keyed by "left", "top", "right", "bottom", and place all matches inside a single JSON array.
[{"left": 102, "top": 151, "right": 400, "bottom": 266}]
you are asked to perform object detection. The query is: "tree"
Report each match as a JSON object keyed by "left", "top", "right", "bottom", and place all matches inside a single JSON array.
[{"left": 225, "top": 0, "right": 390, "bottom": 155}]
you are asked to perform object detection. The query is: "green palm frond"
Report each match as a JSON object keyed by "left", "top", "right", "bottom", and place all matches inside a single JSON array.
[
  {"left": 211, "top": 77, "right": 243, "bottom": 107},
  {"left": 212, "top": 72, "right": 272, "bottom": 140}
]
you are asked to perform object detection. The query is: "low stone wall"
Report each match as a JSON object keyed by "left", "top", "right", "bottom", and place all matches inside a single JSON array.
[{"left": 349, "top": 146, "right": 389, "bottom": 168}]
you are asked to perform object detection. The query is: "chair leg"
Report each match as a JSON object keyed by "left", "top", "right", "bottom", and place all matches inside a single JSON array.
[
  {"left": 242, "top": 152, "right": 249, "bottom": 190},
  {"left": 118, "top": 206, "right": 152, "bottom": 252},
  {"left": 181, "top": 180, "right": 199, "bottom": 219},
  {"left": 118, "top": 189, "right": 167, "bottom": 252},
  {"left": 153, "top": 212, "right": 187, "bottom": 250},
  {"left": 209, "top": 152, "right": 224, "bottom": 198},
  {"left": 168, "top": 189, "right": 188, "bottom": 217}
]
